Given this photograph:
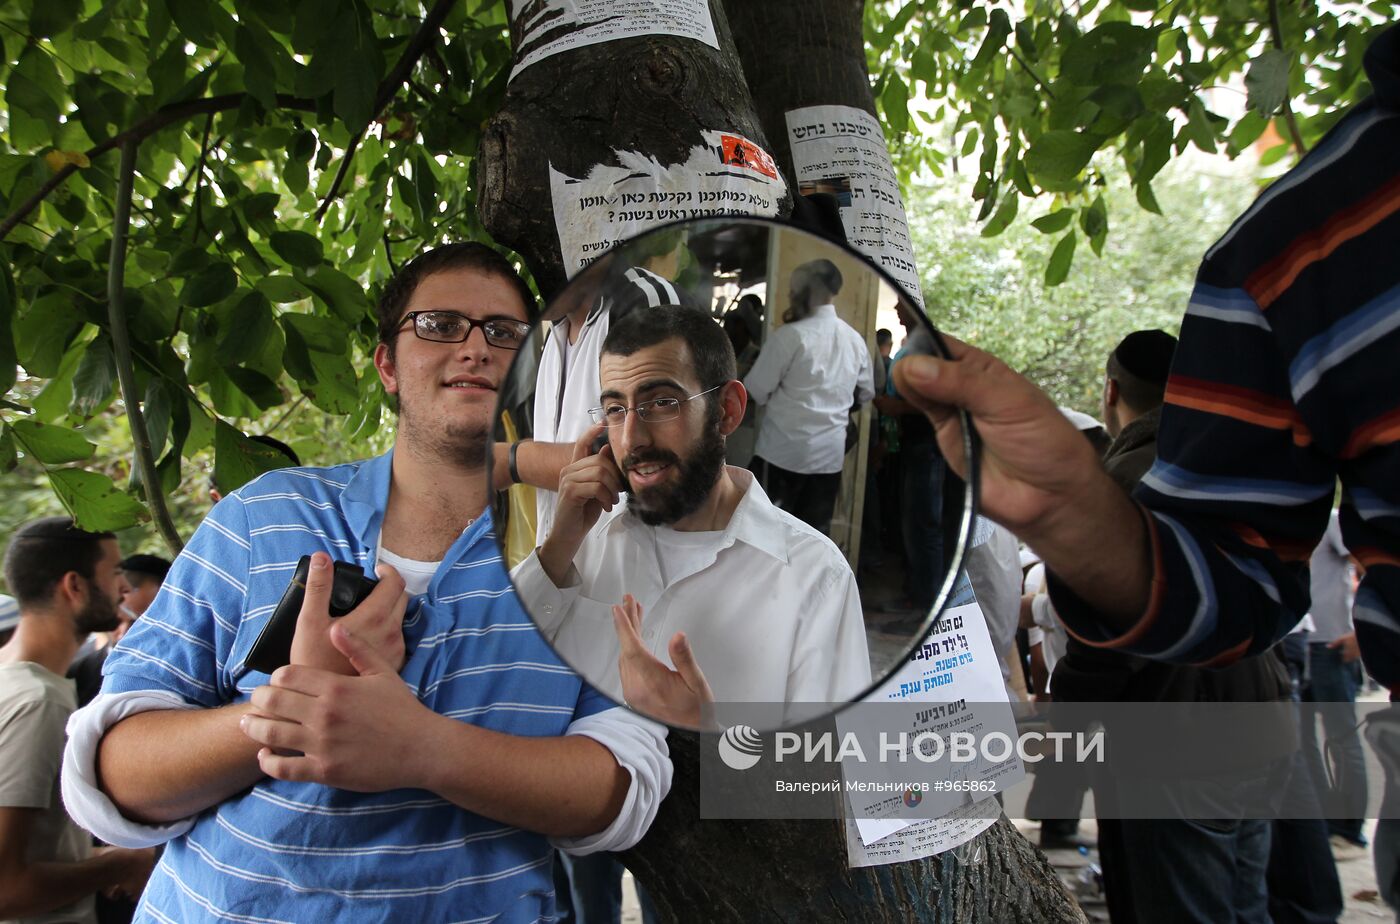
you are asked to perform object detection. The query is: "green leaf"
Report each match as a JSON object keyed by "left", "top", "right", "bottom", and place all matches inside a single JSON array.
[
  {"left": 181, "top": 261, "right": 238, "bottom": 307},
  {"left": 49, "top": 468, "right": 149, "bottom": 532},
  {"left": 30, "top": 0, "right": 84, "bottom": 38},
  {"left": 1186, "top": 100, "right": 1218, "bottom": 153},
  {"left": 980, "top": 192, "right": 1019, "bottom": 237},
  {"left": 971, "top": 9, "right": 1011, "bottom": 68},
  {"left": 241, "top": 192, "right": 282, "bottom": 236},
  {"left": 881, "top": 72, "right": 910, "bottom": 136},
  {"left": 303, "top": 350, "right": 360, "bottom": 414},
  {"left": 1135, "top": 178, "right": 1162, "bottom": 214},
  {"left": 9, "top": 419, "right": 96, "bottom": 463},
  {"left": 1080, "top": 194, "right": 1108, "bottom": 255},
  {"left": 8, "top": 49, "right": 65, "bottom": 125},
  {"left": 235, "top": 25, "right": 279, "bottom": 111},
  {"left": 0, "top": 427, "right": 16, "bottom": 473},
  {"left": 1228, "top": 110, "right": 1270, "bottom": 153},
  {"left": 143, "top": 379, "right": 173, "bottom": 460},
  {"left": 1138, "top": 116, "right": 1173, "bottom": 184},
  {"left": 1031, "top": 209, "right": 1075, "bottom": 234},
  {"left": 1060, "top": 22, "right": 1154, "bottom": 86},
  {"left": 1045, "top": 230, "right": 1077, "bottom": 287},
  {"left": 1025, "top": 131, "right": 1103, "bottom": 191},
  {"left": 329, "top": 9, "right": 380, "bottom": 132},
  {"left": 1245, "top": 48, "right": 1292, "bottom": 116},
  {"left": 0, "top": 265, "right": 16, "bottom": 393},
  {"left": 33, "top": 339, "right": 87, "bottom": 422},
  {"left": 299, "top": 265, "right": 370, "bottom": 325},
  {"left": 71, "top": 337, "right": 117, "bottom": 418},
  {"left": 270, "top": 230, "right": 324, "bottom": 268},
  {"left": 283, "top": 130, "right": 316, "bottom": 196},
  {"left": 257, "top": 274, "right": 313, "bottom": 303},
  {"left": 165, "top": 0, "right": 220, "bottom": 47},
  {"left": 221, "top": 291, "right": 277, "bottom": 364},
  {"left": 213, "top": 420, "right": 294, "bottom": 494},
  {"left": 225, "top": 367, "right": 284, "bottom": 410},
  {"left": 1259, "top": 141, "right": 1292, "bottom": 167}
]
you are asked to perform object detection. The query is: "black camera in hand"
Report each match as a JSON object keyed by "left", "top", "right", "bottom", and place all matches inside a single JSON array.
[{"left": 241, "top": 556, "right": 378, "bottom": 676}]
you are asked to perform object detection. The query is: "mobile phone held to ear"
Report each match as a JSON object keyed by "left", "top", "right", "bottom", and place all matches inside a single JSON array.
[{"left": 242, "top": 555, "right": 379, "bottom": 676}]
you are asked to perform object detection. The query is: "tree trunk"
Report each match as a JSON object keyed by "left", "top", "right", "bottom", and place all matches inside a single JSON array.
[
  {"left": 477, "top": 0, "right": 779, "bottom": 299},
  {"left": 721, "top": 0, "right": 876, "bottom": 185},
  {"left": 477, "top": 3, "right": 1082, "bottom": 919},
  {"left": 619, "top": 732, "right": 1084, "bottom": 923}
]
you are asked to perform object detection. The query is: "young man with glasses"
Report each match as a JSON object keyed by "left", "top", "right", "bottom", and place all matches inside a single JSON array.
[
  {"left": 511, "top": 304, "right": 871, "bottom": 728},
  {"left": 61, "top": 243, "right": 669, "bottom": 922}
]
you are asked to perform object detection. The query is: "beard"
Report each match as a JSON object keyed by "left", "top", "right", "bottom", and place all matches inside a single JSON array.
[
  {"left": 397, "top": 391, "right": 491, "bottom": 467},
  {"left": 74, "top": 579, "right": 121, "bottom": 638},
  {"left": 623, "top": 416, "right": 727, "bottom": 527}
]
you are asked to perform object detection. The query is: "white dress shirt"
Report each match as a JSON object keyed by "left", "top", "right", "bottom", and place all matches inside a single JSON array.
[
  {"left": 512, "top": 467, "right": 872, "bottom": 708},
  {"left": 743, "top": 304, "right": 876, "bottom": 474}
]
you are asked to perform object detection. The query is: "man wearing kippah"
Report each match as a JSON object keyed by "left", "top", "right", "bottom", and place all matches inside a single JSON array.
[{"left": 1049, "top": 329, "right": 1313, "bottom": 923}]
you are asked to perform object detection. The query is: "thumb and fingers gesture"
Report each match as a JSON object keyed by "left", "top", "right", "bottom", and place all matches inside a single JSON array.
[{"left": 612, "top": 594, "right": 714, "bottom": 729}]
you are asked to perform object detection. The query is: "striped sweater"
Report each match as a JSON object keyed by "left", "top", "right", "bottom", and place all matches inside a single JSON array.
[{"left": 1051, "top": 25, "right": 1400, "bottom": 693}]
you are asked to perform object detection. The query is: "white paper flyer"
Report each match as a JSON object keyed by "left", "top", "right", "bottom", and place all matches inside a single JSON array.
[{"left": 784, "top": 104, "right": 924, "bottom": 308}]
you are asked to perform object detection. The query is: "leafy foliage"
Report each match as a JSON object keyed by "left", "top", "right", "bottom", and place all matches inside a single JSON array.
[
  {"left": 0, "top": 0, "right": 1389, "bottom": 541},
  {"left": 865, "top": 0, "right": 1392, "bottom": 279},
  {"left": 0, "top": 0, "right": 513, "bottom": 538},
  {"left": 912, "top": 157, "right": 1256, "bottom": 411}
]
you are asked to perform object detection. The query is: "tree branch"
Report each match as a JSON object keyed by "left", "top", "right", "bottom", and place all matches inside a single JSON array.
[
  {"left": 106, "top": 138, "right": 185, "bottom": 555},
  {"left": 1267, "top": 0, "right": 1308, "bottom": 156},
  {"left": 314, "top": 129, "right": 364, "bottom": 223},
  {"left": 0, "top": 93, "right": 318, "bottom": 243},
  {"left": 373, "top": 0, "right": 458, "bottom": 115},
  {"left": 1008, "top": 47, "right": 1055, "bottom": 101},
  {"left": 315, "top": 0, "right": 457, "bottom": 222}
]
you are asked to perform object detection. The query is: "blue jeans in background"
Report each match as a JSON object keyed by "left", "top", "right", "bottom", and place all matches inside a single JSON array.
[
  {"left": 899, "top": 439, "right": 944, "bottom": 607},
  {"left": 1303, "top": 641, "right": 1368, "bottom": 845}
]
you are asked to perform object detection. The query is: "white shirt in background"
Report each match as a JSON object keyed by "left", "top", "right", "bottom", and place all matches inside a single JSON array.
[{"left": 744, "top": 304, "right": 875, "bottom": 474}]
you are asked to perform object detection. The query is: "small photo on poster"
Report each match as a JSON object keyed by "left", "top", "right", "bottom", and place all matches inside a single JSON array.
[
  {"left": 798, "top": 176, "right": 853, "bottom": 208},
  {"left": 719, "top": 133, "right": 779, "bottom": 180}
]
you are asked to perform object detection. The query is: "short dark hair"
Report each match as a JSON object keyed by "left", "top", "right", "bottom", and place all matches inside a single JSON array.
[
  {"left": 120, "top": 553, "right": 172, "bottom": 584},
  {"left": 601, "top": 305, "right": 737, "bottom": 414},
  {"left": 876, "top": 328, "right": 893, "bottom": 346},
  {"left": 376, "top": 243, "right": 537, "bottom": 346},
  {"left": 3, "top": 517, "right": 115, "bottom": 608}
]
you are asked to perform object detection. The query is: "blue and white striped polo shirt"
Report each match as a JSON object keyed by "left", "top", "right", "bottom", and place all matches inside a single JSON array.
[{"left": 101, "top": 451, "right": 616, "bottom": 922}]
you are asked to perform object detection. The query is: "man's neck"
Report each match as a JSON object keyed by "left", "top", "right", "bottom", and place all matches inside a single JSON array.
[
  {"left": 669, "top": 467, "right": 745, "bottom": 533},
  {"left": 565, "top": 303, "right": 591, "bottom": 345},
  {"left": 382, "top": 440, "right": 490, "bottom": 561},
  {"left": 0, "top": 612, "right": 80, "bottom": 676}
]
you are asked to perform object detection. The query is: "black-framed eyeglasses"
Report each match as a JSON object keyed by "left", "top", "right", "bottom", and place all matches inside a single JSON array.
[
  {"left": 588, "top": 385, "right": 722, "bottom": 427},
  {"left": 395, "top": 311, "right": 532, "bottom": 350}
]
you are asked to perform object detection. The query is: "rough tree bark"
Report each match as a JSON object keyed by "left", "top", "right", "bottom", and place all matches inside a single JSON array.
[
  {"left": 722, "top": 0, "right": 877, "bottom": 186},
  {"left": 477, "top": 0, "right": 778, "bottom": 300},
  {"left": 477, "top": 2, "right": 1083, "bottom": 920}
]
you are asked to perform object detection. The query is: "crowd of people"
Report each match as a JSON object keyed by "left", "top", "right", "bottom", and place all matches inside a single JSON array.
[{"left": 0, "top": 20, "right": 1394, "bottom": 924}]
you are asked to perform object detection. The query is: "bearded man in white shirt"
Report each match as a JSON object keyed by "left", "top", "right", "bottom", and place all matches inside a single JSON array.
[
  {"left": 742, "top": 258, "right": 876, "bottom": 535},
  {"left": 512, "top": 304, "right": 872, "bottom": 727}
]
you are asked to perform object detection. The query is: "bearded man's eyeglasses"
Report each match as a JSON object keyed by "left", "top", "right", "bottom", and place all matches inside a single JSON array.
[{"left": 588, "top": 385, "right": 723, "bottom": 427}]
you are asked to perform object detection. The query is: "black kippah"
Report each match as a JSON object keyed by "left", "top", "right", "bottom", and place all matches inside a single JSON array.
[{"left": 1113, "top": 329, "right": 1177, "bottom": 387}]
